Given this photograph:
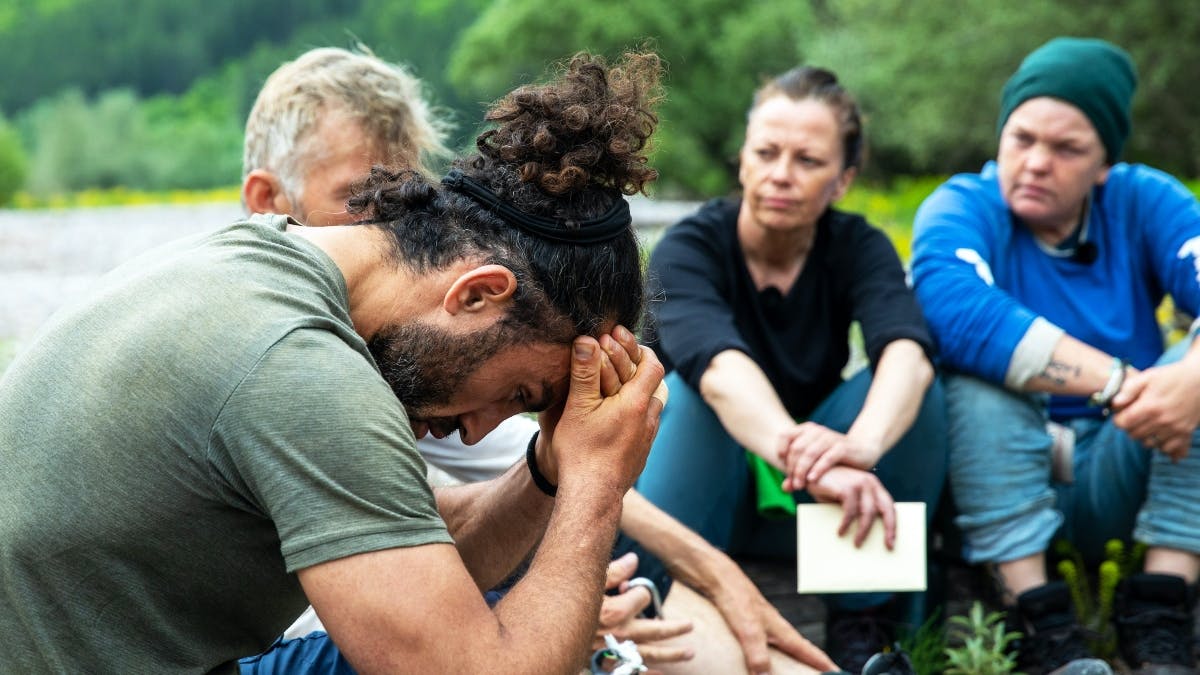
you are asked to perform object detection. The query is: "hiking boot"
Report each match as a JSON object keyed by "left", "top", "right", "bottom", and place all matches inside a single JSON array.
[
  {"left": 1010, "top": 582, "right": 1113, "bottom": 675},
  {"left": 861, "top": 646, "right": 917, "bottom": 674},
  {"left": 1115, "top": 573, "right": 1196, "bottom": 674},
  {"left": 825, "top": 605, "right": 895, "bottom": 674}
]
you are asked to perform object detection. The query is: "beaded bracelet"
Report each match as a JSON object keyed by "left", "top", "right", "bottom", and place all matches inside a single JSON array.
[{"left": 525, "top": 431, "right": 557, "bottom": 498}]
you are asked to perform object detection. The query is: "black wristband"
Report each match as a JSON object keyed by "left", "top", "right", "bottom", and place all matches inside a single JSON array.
[{"left": 525, "top": 430, "right": 557, "bottom": 497}]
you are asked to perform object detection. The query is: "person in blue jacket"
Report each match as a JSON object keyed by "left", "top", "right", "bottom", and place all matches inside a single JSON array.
[{"left": 911, "top": 37, "right": 1200, "bottom": 675}]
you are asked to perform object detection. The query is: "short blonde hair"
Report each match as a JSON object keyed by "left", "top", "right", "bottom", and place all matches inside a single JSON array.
[{"left": 243, "top": 46, "right": 451, "bottom": 201}]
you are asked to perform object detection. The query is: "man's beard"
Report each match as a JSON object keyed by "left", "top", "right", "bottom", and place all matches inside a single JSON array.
[{"left": 366, "top": 320, "right": 511, "bottom": 425}]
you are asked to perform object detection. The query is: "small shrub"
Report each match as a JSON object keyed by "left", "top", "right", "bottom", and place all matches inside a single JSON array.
[
  {"left": 897, "top": 608, "right": 949, "bottom": 675},
  {"left": 1054, "top": 538, "right": 1146, "bottom": 659},
  {"left": 944, "top": 601, "right": 1022, "bottom": 675}
]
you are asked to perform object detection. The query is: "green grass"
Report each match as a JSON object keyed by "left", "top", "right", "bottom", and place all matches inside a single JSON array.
[
  {"left": 9, "top": 186, "right": 241, "bottom": 210},
  {"left": 841, "top": 176, "right": 946, "bottom": 261}
]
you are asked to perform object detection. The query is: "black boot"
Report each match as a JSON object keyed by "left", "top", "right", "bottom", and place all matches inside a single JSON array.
[
  {"left": 1010, "top": 581, "right": 1112, "bottom": 675},
  {"left": 1115, "top": 573, "right": 1196, "bottom": 674},
  {"left": 825, "top": 604, "right": 895, "bottom": 674}
]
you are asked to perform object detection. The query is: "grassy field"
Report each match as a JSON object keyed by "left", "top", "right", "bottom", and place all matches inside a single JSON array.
[{"left": 9, "top": 186, "right": 241, "bottom": 210}]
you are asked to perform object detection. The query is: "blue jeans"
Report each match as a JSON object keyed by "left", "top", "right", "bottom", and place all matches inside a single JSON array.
[
  {"left": 239, "top": 632, "right": 356, "bottom": 674},
  {"left": 946, "top": 339, "right": 1200, "bottom": 566},
  {"left": 617, "top": 369, "right": 948, "bottom": 613}
]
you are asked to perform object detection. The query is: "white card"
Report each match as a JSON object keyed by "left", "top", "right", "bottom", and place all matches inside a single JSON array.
[{"left": 796, "top": 502, "right": 926, "bottom": 594}]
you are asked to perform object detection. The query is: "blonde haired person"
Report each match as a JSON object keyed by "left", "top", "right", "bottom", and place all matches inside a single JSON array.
[{"left": 242, "top": 46, "right": 451, "bottom": 225}]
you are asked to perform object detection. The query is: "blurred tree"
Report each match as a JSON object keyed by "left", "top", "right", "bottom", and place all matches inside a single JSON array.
[
  {"left": 0, "top": 0, "right": 363, "bottom": 113},
  {"left": 0, "top": 114, "right": 28, "bottom": 206},
  {"left": 805, "top": 0, "right": 1200, "bottom": 178},
  {"left": 20, "top": 87, "right": 241, "bottom": 194},
  {"left": 447, "top": 0, "right": 815, "bottom": 197}
]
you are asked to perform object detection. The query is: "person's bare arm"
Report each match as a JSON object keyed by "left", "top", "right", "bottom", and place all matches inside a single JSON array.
[
  {"left": 1015, "top": 330, "right": 1200, "bottom": 461},
  {"left": 700, "top": 347, "right": 905, "bottom": 549},
  {"left": 780, "top": 339, "right": 933, "bottom": 490},
  {"left": 298, "top": 336, "right": 665, "bottom": 673},
  {"left": 1024, "top": 332, "right": 1130, "bottom": 396},
  {"left": 698, "top": 349, "right": 797, "bottom": 469},
  {"left": 620, "top": 490, "right": 837, "bottom": 673},
  {"left": 433, "top": 458, "right": 553, "bottom": 592}
]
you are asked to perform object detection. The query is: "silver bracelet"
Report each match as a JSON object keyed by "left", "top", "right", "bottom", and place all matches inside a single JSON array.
[{"left": 1087, "top": 357, "right": 1129, "bottom": 408}]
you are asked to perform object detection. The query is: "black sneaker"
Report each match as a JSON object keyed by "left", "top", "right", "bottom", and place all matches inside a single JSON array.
[
  {"left": 1010, "top": 582, "right": 1113, "bottom": 675},
  {"left": 1115, "top": 573, "right": 1196, "bottom": 674},
  {"left": 825, "top": 605, "right": 894, "bottom": 674}
]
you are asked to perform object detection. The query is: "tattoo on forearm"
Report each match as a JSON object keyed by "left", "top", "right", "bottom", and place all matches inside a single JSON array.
[{"left": 1036, "top": 360, "right": 1081, "bottom": 387}]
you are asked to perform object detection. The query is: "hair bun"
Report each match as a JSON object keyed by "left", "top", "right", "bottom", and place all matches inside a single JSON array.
[
  {"left": 345, "top": 166, "right": 438, "bottom": 220},
  {"left": 477, "top": 52, "right": 662, "bottom": 196}
]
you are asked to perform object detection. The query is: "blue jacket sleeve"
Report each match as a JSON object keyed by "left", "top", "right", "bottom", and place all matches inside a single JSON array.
[
  {"left": 1125, "top": 165, "right": 1200, "bottom": 318},
  {"left": 910, "top": 176, "right": 1041, "bottom": 384}
]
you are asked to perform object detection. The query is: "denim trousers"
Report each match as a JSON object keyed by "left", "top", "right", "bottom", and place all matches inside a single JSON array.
[
  {"left": 616, "top": 368, "right": 948, "bottom": 613},
  {"left": 946, "top": 339, "right": 1200, "bottom": 566}
]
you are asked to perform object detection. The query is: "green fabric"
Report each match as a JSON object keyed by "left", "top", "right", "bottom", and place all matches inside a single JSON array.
[
  {"left": 998, "top": 37, "right": 1137, "bottom": 161},
  {"left": 748, "top": 452, "right": 796, "bottom": 518},
  {"left": 0, "top": 215, "right": 452, "bottom": 672}
]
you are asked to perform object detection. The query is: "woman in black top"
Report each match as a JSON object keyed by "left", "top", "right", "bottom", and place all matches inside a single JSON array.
[{"left": 626, "top": 66, "right": 947, "bottom": 671}]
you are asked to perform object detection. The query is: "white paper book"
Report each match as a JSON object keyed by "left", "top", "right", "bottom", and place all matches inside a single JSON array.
[{"left": 796, "top": 502, "right": 927, "bottom": 594}]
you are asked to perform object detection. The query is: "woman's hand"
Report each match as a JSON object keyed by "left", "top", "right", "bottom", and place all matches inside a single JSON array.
[
  {"left": 805, "top": 465, "right": 897, "bottom": 549},
  {"left": 701, "top": 557, "right": 839, "bottom": 673},
  {"left": 776, "top": 421, "right": 883, "bottom": 491}
]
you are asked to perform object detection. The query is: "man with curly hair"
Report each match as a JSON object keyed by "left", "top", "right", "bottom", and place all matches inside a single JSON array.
[
  {"left": 238, "top": 47, "right": 836, "bottom": 674},
  {"left": 0, "top": 51, "right": 673, "bottom": 673}
]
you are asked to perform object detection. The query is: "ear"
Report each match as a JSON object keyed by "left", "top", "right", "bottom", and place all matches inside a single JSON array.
[
  {"left": 1096, "top": 163, "right": 1112, "bottom": 186},
  {"left": 831, "top": 166, "right": 858, "bottom": 202},
  {"left": 443, "top": 264, "right": 518, "bottom": 315},
  {"left": 243, "top": 169, "right": 295, "bottom": 217}
]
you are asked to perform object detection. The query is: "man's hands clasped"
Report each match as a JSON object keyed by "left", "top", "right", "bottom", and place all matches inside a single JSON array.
[{"left": 537, "top": 324, "right": 665, "bottom": 497}]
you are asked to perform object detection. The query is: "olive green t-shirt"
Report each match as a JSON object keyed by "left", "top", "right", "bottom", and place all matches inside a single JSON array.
[{"left": 0, "top": 215, "right": 452, "bottom": 672}]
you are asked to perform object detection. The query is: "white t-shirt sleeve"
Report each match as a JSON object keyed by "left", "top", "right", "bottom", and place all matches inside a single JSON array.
[{"left": 417, "top": 415, "right": 537, "bottom": 483}]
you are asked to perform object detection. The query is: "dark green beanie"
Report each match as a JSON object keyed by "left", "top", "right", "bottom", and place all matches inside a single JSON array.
[{"left": 998, "top": 37, "right": 1137, "bottom": 161}]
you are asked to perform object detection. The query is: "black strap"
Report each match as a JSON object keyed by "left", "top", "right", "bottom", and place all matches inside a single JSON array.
[
  {"left": 441, "top": 169, "right": 630, "bottom": 245},
  {"left": 525, "top": 430, "right": 557, "bottom": 497}
]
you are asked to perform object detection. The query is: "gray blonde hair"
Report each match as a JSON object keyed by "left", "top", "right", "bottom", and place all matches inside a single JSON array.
[{"left": 242, "top": 46, "right": 452, "bottom": 202}]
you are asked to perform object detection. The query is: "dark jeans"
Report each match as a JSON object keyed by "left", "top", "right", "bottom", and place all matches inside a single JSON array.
[{"left": 615, "top": 369, "right": 948, "bottom": 615}]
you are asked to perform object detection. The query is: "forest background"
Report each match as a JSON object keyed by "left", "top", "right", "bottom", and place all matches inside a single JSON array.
[{"left": 1, "top": 0, "right": 1199, "bottom": 212}]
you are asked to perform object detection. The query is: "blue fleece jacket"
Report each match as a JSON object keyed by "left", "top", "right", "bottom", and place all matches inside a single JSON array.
[{"left": 911, "top": 161, "right": 1200, "bottom": 419}]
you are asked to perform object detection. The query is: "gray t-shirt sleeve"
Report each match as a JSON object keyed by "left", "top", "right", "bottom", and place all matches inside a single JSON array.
[{"left": 209, "top": 328, "right": 452, "bottom": 572}]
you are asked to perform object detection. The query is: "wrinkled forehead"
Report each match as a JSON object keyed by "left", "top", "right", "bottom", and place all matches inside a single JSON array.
[{"left": 1003, "top": 97, "right": 1101, "bottom": 142}]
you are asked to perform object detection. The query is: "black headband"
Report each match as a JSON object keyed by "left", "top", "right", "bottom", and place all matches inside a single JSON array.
[{"left": 441, "top": 168, "right": 631, "bottom": 245}]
